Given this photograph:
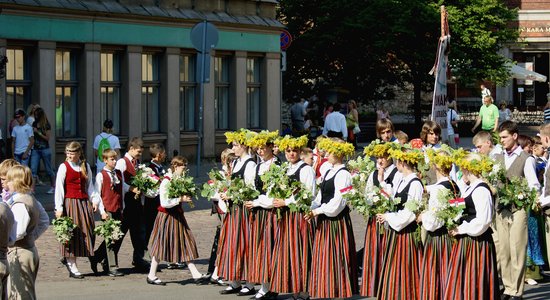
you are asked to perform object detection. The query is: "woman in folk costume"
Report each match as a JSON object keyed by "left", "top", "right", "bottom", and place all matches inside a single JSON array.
[
  {"left": 444, "top": 153, "right": 499, "bottom": 300},
  {"left": 418, "top": 148, "right": 459, "bottom": 300},
  {"left": 243, "top": 130, "right": 280, "bottom": 299},
  {"left": 269, "top": 135, "right": 316, "bottom": 300},
  {"left": 376, "top": 146, "right": 424, "bottom": 299},
  {"left": 218, "top": 129, "right": 258, "bottom": 295},
  {"left": 360, "top": 140, "right": 401, "bottom": 297},
  {"left": 54, "top": 141, "right": 100, "bottom": 278},
  {"left": 306, "top": 137, "right": 358, "bottom": 299},
  {"left": 146, "top": 156, "right": 208, "bottom": 285}
]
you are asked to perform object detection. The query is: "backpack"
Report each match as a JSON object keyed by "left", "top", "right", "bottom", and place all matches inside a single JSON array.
[{"left": 97, "top": 134, "right": 112, "bottom": 160}]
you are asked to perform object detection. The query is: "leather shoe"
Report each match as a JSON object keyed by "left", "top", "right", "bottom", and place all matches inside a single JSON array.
[
  {"left": 194, "top": 274, "right": 210, "bottom": 285},
  {"left": 108, "top": 270, "right": 124, "bottom": 277},
  {"left": 250, "top": 291, "right": 278, "bottom": 300},
  {"left": 69, "top": 271, "right": 84, "bottom": 279},
  {"left": 237, "top": 288, "right": 256, "bottom": 296},
  {"left": 89, "top": 257, "right": 99, "bottom": 274},
  {"left": 210, "top": 277, "right": 226, "bottom": 286},
  {"left": 220, "top": 286, "right": 241, "bottom": 295},
  {"left": 146, "top": 277, "right": 166, "bottom": 286}
]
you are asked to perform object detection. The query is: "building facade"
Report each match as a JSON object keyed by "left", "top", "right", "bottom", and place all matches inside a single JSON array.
[{"left": 0, "top": 0, "right": 283, "bottom": 166}]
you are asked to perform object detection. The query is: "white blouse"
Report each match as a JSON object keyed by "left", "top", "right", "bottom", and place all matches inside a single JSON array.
[
  {"left": 384, "top": 173, "right": 423, "bottom": 232},
  {"left": 456, "top": 179, "right": 493, "bottom": 237},
  {"left": 311, "top": 164, "right": 351, "bottom": 217},
  {"left": 421, "top": 177, "right": 451, "bottom": 232}
]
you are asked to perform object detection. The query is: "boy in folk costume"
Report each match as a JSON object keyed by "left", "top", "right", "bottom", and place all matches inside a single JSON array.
[
  {"left": 537, "top": 123, "right": 550, "bottom": 284},
  {"left": 115, "top": 137, "right": 149, "bottom": 270},
  {"left": 494, "top": 121, "right": 540, "bottom": 299}
]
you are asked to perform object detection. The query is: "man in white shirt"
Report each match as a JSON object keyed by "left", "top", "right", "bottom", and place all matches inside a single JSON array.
[
  {"left": 11, "top": 109, "right": 34, "bottom": 166},
  {"left": 481, "top": 84, "right": 491, "bottom": 104},
  {"left": 93, "top": 119, "right": 121, "bottom": 173},
  {"left": 322, "top": 103, "right": 347, "bottom": 139}
]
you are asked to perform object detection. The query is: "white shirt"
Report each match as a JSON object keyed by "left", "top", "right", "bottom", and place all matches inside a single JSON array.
[
  {"left": 95, "top": 167, "right": 131, "bottom": 215},
  {"left": 446, "top": 109, "right": 459, "bottom": 135},
  {"left": 93, "top": 132, "right": 121, "bottom": 171},
  {"left": 158, "top": 172, "right": 183, "bottom": 209},
  {"left": 54, "top": 161, "right": 98, "bottom": 212},
  {"left": 503, "top": 146, "right": 540, "bottom": 192},
  {"left": 9, "top": 194, "right": 49, "bottom": 244},
  {"left": 115, "top": 153, "right": 138, "bottom": 203},
  {"left": 366, "top": 164, "right": 403, "bottom": 196},
  {"left": 311, "top": 164, "right": 351, "bottom": 217},
  {"left": 252, "top": 157, "right": 280, "bottom": 208},
  {"left": 231, "top": 154, "right": 257, "bottom": 185},
  {"left": 456, "top": 179, "right": 493, "bottom": 236},
  {"left": 322, "top": 111, "right": 348, "bottom": 139},
  {"left": 384, "top": 173, "right": 423, "bottom": 232},
  {"left": 539, "top": 162, "right": 550, "bottom": 207},
  {"left": 11, "top": 124, "right": 33, "bottom": 155},
  {"left": 421, "top": 177, "right": 452, "bottom": 232}
]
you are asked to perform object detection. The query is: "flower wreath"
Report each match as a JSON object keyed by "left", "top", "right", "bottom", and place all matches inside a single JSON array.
[
  {"left": 275, "top": 135, "right": 308, "bottom": 150},
  {"left": 316, "top": 137, "right": 355, "bottom": 158},
  {"left": 388, "top": 146, "right": 424, "bottom": 165},
  {"left": 363, "top": 139, "right": 397, "bottom": 158},
  {"left": 454, "top": 152, "right": 493, "bottom": 176},
  {"left": 247, "top": 130, "right": 280, "bottom": 149},
  {"left": 425, "top": 148, "right": 453, "bottom": 171},
  {"left": 225, "top": 128, "right": 256, "bottom": 146}
]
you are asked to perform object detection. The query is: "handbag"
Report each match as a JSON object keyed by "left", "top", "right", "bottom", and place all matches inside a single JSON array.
[{"left": 353, "top": 124, "right": 361, "bottom": 134}]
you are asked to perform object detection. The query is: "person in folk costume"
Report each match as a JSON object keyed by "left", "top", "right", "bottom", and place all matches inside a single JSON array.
[
  {"left": 218, "top": 129, "right": 258, "bottom": 295},
  {"left": 417, "top": 148, "right": 459, "bottom": 300},
  {"left": 312, "top": 136, "right": 331, "bottom": 182},
  {"left": 444, "top": 153, "right": 500, "bottom": 300},
  {"left": 305, "top": 137, "right": 358, "bottom": 299},
  {"left": 494, "top": 121, "right": 540, "bottom": 300},
  {"left": 269, "top": 135, "right": 316, "bottom": 300},
  {"left": 537, "top": 123, "right": 550, "bottom": 285},
  {"left": 376, "top": 146, "right": 424, "bottom": 300},
  {"left": 115, "top": 137, "right": 149, "bottom": 271},
  {"left": 360, "top": 140, "right": 402, "bottom": 298},
  {"left": 54, "top": 141, "right": 100, "bottom": 278},
  {"left": 5, "top": 165, "right": 49, "bottom": 299},
  {"left": 243, "top": 130, "right": 281, "bottom": 299},
  {"left": 146, "top": 156, "right": 208, "bottom": 285}
]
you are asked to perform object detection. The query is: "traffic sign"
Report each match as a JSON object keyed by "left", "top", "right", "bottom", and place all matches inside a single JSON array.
[{"left": 281, "top": 30, "right": 292, "bottom": 50}]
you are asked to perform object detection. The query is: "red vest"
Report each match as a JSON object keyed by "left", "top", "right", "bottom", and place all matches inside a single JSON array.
[
  {"left": 100, "top": 169, "right": 123, "bottom": 213},
  {"left": 123, "top": 157, "right": 137, "bottom": 185},
  {"left": 63, "top": 161, "right": 88, "bottom": 199},
  {"left": 157, "top": 177, "right": 183, "bottom": 215}
]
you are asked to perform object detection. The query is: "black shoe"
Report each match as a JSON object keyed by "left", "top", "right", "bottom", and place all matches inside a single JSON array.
[
  {"left": 220, "top": 286, "right": 241, "bottom": 295},
  {"left": 502, "top": 295, "right": 510, "bottom": 300},
  {"left": 194, "top": 274, "right": 210, "bottom": 285},
  {"left": 167, "top": 262, "right": 187, "bottom": 269},
  {"left": 108, "top": 270, "right": 124, "bottom": 277},
  {"left": 210, "top": 277, "right": 226, "bottom": 286},
  {"left": 509, "top": 297, "right": 522, "bottom": 300},
  {"left": 89, "top": 257, "right": 99, "bottom": 274},
  {"left": 133, "top": 261, "right": 150, "bottom": 272},
  {"left": 252, "top": 292, "right": 278, "bottom": 300},
  {"left": 102, "top": 262, "right": 109, "bottom": 273},
  {"left": 238, "top": 288, "right": 256, "bottom": 296},
  {"left": 146, "top": 277, "right": 166, "bottom": 286},
  {"left": 69, "top": 271, "right": 84, "bottom": 279}
]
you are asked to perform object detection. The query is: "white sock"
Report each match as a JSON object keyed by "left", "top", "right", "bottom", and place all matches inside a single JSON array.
[
  {"left": 211, "top": 267, "right": 219, "bottom": 279},
  {"left": 259, "top": 283, "right": 269, "bottom": 294},
  {"left": 148, "top": 257, "right": 159, "bottom": 279},
  {"left": 227, "top": 281, "right": 240, "bottom": 289},
  {"left": 241, "top": 282, "right": 254, "bottom": 291},
  {"left": 66, "top": 257, "right": 79, "bottom": 274},
  {"left": 186, "top": 262, "right": 202, "bottom": 279}
]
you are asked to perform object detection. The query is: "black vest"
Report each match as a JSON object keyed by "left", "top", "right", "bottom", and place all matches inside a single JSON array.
[
  {"left": 231, "top": 158, "right": 255, "bottom": 180},
  {"left": 372, "top": 166, "right": 398, "bottom": 188},
  {"left": 319, "top": 168, "right": 350, "bottom": 219},
  {"left": 289, "top": 162, "right": 308, "bottom": 183},
  {"left": 393, "top": 177, "right": 422, "bottom": 232},
  {"left": 254, "top": 157, "right": 280, "bottom": 192},
  {"left": 460, "top": 182, "right": 493, "bottom": 240}
]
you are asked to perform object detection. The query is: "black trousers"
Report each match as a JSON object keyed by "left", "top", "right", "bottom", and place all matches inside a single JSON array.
[
  {"left": 123, "top": 192, "right": 147, "bottom": 264},
  {"left": 93, "top": 210, "right": 124, "bottom": 270}
]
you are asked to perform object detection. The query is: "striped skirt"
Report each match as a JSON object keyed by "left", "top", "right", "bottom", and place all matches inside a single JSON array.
[
  {"left": 270, "top": 209, "right": 314, "bottom": 293},
  {"left": 360, "top": 217, "right": 387, "bottom": 297},
  {"left": 308, "top": 210, "right": 358, "bottom": 299},
  {"left": 61, "top": 198, "right": 95, "bottom": 257},
  {"left": 443, "top": 233, "right": 500, "bottom": 300},
  {"left": 217, "top": 203, "right": 248, "bottom": 281},
  {"left": 148, "top": 211, "right": 198, "bottom": 263},
  {"left": 419, "top": 229, "right": 453, "bottom": 300},
  {"left": 246, "top": 208, "right": 275, "bottom": 284},
  {"left": 377, "top": 225, "right": 423, "bottom": 300}
]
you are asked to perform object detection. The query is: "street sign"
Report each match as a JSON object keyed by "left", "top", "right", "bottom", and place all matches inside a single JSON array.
[{"left": 281, "top": 30, "right": 292, "bottom": 50}]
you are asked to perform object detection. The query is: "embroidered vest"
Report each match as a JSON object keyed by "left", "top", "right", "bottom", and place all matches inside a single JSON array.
[
  {"left": 101, "top": 169, "right": 123, "bottom": 213},
  {"left": 63, "top": 161, "right": 88, "bottom": 199}
]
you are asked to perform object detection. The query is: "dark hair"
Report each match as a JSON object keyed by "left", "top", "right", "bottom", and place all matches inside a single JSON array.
[
  {"left": 498, "top": 120, "right": 518, "bottom": 135},
  {"left": 517, "top": 134, "right": 533, "bottom": 149},
  {"left": 420, "top": 121, "right": 442, "bottom": 144},
  {"left": 333, "top": 102, "right": 341, "bottom": 111},
  {"left": 34, "top": 107, "right": 49, "bottom": 130},
  {"left": 14, "top": 109, "right": 25, "bottom": 118},
  {"left": 127, "top": 137, "right": 144, "bottom": 150}
]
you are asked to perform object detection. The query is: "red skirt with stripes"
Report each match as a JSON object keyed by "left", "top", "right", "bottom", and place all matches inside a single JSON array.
[
  {"left": 217, "top": 203, "right": 248, "bottom": 281},
  {"left": 377, "top": 224, "right": 423, "bottom": 300},
  {"left": 443, "top": 233, "right": 500, "bottom": 300},
  {"left": 360, "top": 217, "right": 387, "bottom": 297},
  {"left": 270, "top": 209, "right": 314, "bottom": 293},
  {"left": 148, "top": 211, "right": 199, "bottom": 263},
  {"left": 308, "top": 210, "right": 358, "bottom": 299},
  {"left": 419, "top": 229, "right": 453, "bottom": 300},
  {"left": 61, "top": 198, "right": 95, "bottom": 257},
  {"left": 246, "top": 207, "right": 275, "bottom": 284}
]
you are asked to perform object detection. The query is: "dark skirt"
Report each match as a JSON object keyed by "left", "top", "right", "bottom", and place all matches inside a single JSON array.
[
  {"left": 217, "top": 203, "right": 248, "bottom": 281},
  {"left": 61, "top": 198, "right": 95, "bottom": 257},
  {"left": 419, "top": 229, "right": 453, "bottom": 300},
  {"left": 148, "top": 211, "right": 198, "bottom": 263},
  {"left": 246, "top": 208, "right": 275, "bottom": 284},
  {"left": 360, "top": 217, "right": 387, "bottom": 297}
]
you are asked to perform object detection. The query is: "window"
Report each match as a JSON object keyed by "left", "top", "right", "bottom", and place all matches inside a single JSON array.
[
  {"left": 55, "top": 50, "right": 78, "bottom": 137},
  {"left": 214, "top": 56, "right": 230, "bottom": 130},
  {"left": 100, "top": 52, "right": 121, "bottom": 134},
  {"left": 246, "top": 57, "right": 262, "bottom": 128},
  {"left": 141, "top": 53, "right": 160, "bottom": 133},
  {"left": 180, "top": 54, "right": 197, "bottom": 131},
  {"left": 5, "top": 48, "right": 31, "bottom": 121}
]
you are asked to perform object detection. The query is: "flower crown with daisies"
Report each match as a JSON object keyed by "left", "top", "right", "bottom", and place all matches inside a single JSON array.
[
  {"left": 247, "top": 130, "right": 280, "bottom": 148},
  {"left": 275, "top": 135, "right": 308, "bottom": 150},
  {"left": 453, "top": 151, "right": 494, "bottom": 176},
  {"left": 225, "top": 129, "right": 256, "bottom": 147},
  {"left": 316, "top": 137, "right": 355, "bottom": 158},
  {"left": 363, "top": 139, "right": 398, "bottom": 158},
  {"left": 388, "top": 145, "right": 424, "bottom": 165}
]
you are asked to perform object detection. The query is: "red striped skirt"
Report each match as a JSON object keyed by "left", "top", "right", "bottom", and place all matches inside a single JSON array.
[
  {"left": 217, "top": 203, "right": 248, "bottom": 281},
  {"left": 270, "top": 209, "right": 314, "bottom": 293},
  {"left": 148, "top": 211, "right": 198, "bottom": 263},
  {"left": 60, "top": 198, "right": 95, "bottom": 257},
  {"left": 246, "top": 207, "right": 275, "bottom": 284},
  {"left": 377, "top": 224, "right": 423, "bottom": 300},
  {"left": 360, "top": 217, "right": 387, "bottom": 297},
  {"left": 308, "top": 210, "right": 358, "bottom": 299},
  {"left": 419, "top": 229, "right": 453, "bottom": 300},
  {"left": 443, "top": 233, "right": 500, "bottom": 300}
]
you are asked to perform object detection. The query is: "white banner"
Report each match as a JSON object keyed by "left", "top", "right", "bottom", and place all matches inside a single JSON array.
[{"left": 431, "top": 35, "right": 450, "bottom": 134}]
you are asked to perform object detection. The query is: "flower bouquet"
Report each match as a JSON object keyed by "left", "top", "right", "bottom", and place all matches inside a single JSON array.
[
  {"left": 433, "top": 189, "right": 465, "bottom": 231},
  {"left": 226, "top": 177, "right": 260, "bottom": 206},
  {"left": 288, "top": 181, "right": 313, "bottom": 214},
  {"left": 261, "top": 163, "right": 294, "bottom": 218},
  {"left": 131, "top": 164, "right": 161, "bottom": 199},
  {"left": 347, "top": 156, "right": 375, "bottom": 179},
  {"left": 93, "top": 218, "right": 124, "bottom": 247},
  {"left": 52, "top": 216, "right": 77, "bottom": 245},
  {"left": 167, "top": 172, "right": 198, "bottom": 208},
  {"left": 201, "top": 168, "right": 230, "bottom": 199},
  {"left": 497, "top": 176, "right": 538, "bottom": 212}
]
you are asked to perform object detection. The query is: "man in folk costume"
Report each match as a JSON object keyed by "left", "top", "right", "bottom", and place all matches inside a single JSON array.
[
  {"left": 494, "top": 121, "right": 540, "bottom": 300},
  {"left": 537, "top": 123, "right": 550, "bottom": 281}
]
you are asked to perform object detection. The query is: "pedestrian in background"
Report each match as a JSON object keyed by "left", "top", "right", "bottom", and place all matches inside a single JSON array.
[
  {"left": 93, "top": 119, "right": 121, "bottom": 173},
  {"left": 11, "top": 109, "right": 34, "bottom": 166},
  {"left": 30, "top": 107, "right": 56, "bottom": 194},
  {"left": 290, "top": 98, "right": 307, "bottom": 136},
  {"left": 543, "top": 99, "right": 550, "bottom": 124},
  {"left": 25, "top": 104, "right": 39, "bottom": 127},
  {"left": 499, "top": 102, "right": 512, "bottom": 126},
  {"left": 481, "top": 84, "right": 491, "bottom": 104},
  {"left": 446, "top": 100, "right": 459, "bottom": 148},
  {"left": 471, "top": 95, "right": 499, "bottom": 144},
  {"left": 346, "top": 100, "right": 359, "bottom": 147},
  {"left": 322, "top": 102, "right": 347, "bottom": 139}
]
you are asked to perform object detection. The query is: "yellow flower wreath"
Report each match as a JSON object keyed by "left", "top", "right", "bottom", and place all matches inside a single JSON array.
[
  {"left": 425, "top": 148, "right": 453, "bottom": 171},
  {"left": 225, "top": 129, "right": 256, "bottom": 146},
  {"left": 388, "top": 146, "right": 424, "bottom": 165},
  {"left": 275, "top": 135, "right": 308, "bottom": 150},
  {"left": 316, "top": 137, "right": 355, "bottom": 158},
  {"left": 247, "top": 130, "right": 280, "bottom": 148},
  {"left": 363, "top": 139, "right": 398, "bottom": 158},
  {"left": 454, "top": 152, "right": 494, "bottom": 176}
]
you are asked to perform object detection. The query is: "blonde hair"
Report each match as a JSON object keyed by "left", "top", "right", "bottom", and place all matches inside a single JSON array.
[
  {"left": 472, "top": 131, "right": 493, "bottom": 146},
  {"left": 540, "top": 123, "right": 550, "bottom": 138},
  {"left": 102, "top": 148, "right": 118, "bottom": 161},
  {"left": 6, "top": 165, "right": 33, "bottom": 194},
  {"left": 149, "top": 143, "right": 165, "bottom": 158},
  {"left": 0, "top": 159, "right": 19, "bottom": 177},
  {"left": 66, "top": 141, "right": 88, "bottom": 180},
  {"left": 170, "top": 156, "right": 188, "bottom": 173},
  {"left": 394, "top": 130, "right": 409, "bottom": 144}
]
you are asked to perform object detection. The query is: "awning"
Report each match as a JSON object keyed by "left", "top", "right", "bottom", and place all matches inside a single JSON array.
[{"left": 508, "top": 63, "right": 547, "bottom": 82}]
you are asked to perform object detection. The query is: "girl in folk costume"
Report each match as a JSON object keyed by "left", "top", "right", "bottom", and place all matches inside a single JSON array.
[
  {"left": 218, "top": 129, "right": 257, "bottom": 295},
  {"left": 376, "top": 146, "right": 424, "bottom": 300},
  {"left": 306, "top": 138, "right": 358, "bottom": 299},
  {"left": 243, "top": 130, "right": 280, "bottom": 299},
  {"left": 146, "top": 156, "right": 207, "bottom": 285},
  {"left": 418, "top": 149, "right": 459, "bottom": 300},
  {"left": 54, "top": 141, "right": 100, "bottom": 278},
  {"left": 270, "top": 135, "right": 316, "bottom": 300},
  {"left": 360, "top": 140, "right": 401, "bottom": 297},
  {"left": 444, "top": 153, "right": 499, "bottom": 300}
]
